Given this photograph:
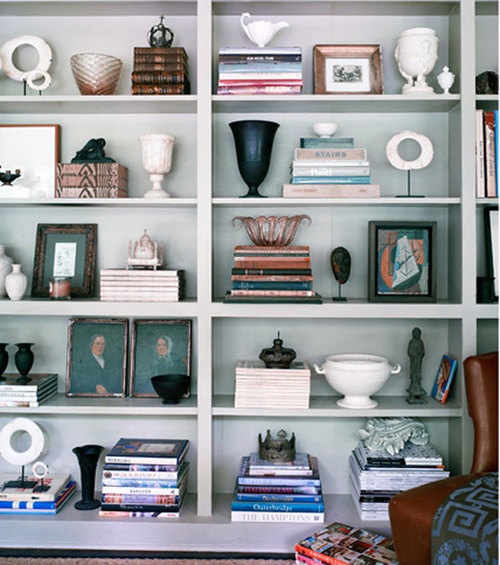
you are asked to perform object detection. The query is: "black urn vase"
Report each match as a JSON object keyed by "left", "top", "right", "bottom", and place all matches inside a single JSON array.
[
  {"left": 0, "top": 343, "right": 8, "bottom": 381},
  {"left": 72, "top": 444, "right": 105, "bottom": 510},
  {"left": 14, "top": 342, "right": 34, "bottom": 384},
  {"left": 229, "top": 120, "right": 280, "bottom": 198}
]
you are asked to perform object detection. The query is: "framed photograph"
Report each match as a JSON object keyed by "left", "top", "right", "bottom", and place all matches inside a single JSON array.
[
  {"left": 130, "top": 319, "right": 192, "bottom": 397},
  {"left": 313, "top": 44, "right": 383, "bottom": 95},
  {"left": 31, "top": 223, "right": 97, "bottom": 298},
  {"left": 484, "top": 206, "right": 499, "bottom": 299},
  {"left": 368, "top": 221, "right": 437, "bottom": 302},
  {"left": 66, "top": 318, "right": 128, "bottom": 397},
  {"left": 431, "top": 355, "right": 458, "bottom": 404},
  {"left": 0, "top": 124, "right": 60, "bottom": 198}
]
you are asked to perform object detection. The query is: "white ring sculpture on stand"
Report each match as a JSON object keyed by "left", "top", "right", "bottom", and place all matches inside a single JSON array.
[
  {"left": 32, "top": 460, "right": 49, "bottom": 479},
  {"left": 0, "top": 35, "right": 52, "bottom": 90},
  {"left": 0, "top": 417, "right": 45, "bottom": 466},
  {"left": 386, "top": 130, "right": 434, "bottom": 170}
]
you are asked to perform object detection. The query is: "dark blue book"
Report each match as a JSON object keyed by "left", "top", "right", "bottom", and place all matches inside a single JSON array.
[
  {"left": 105, "top": 438, "right": 189, "bottom": 465},
  {"left": 231, "top": 499, "right": 325, "bottom": 512},
  {"left": 299, "top": 137, "right": 354, "bottom": 149},
  {"left": 232, "top": 281, "right": 313, "bottom": 291}
]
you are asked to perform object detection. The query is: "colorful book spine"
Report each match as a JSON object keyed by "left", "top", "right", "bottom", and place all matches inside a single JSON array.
[
  {"left": 291, "top": 165, "right": 370, "bottom": 177},
  {"left": 230, "top": 500, "right": 324, "bottom": 512},
  {"left": 231, "top": 510, "right": 324, "bottom": 522},
  {"left": 295, "top": 148, "right": 367, "bottom": 160},
  {"left": 235, "top": 493, "right": 323, "bottom": 503},
  {"left": 299, "top": 137, "right": 355, "bottom": 149},
  {"left": 231, "top": 281, "right": 313, "bottom": 291},
  {"left": 282, "top": 183, "right": 380, "bottom": 198},
  {"left": 484, "top": 111, "right": 497, "bottom": 197},
  {"left": 291, "top": 176, "right": 371, "bottom": 184}
]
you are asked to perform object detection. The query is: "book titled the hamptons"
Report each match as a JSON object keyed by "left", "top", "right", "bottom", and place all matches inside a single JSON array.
[{"left": 105, "top": 438, "right": 189, "bottom": 465}]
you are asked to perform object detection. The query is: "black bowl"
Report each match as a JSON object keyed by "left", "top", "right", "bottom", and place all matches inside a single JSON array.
[{"left": 151, "top": 374, "right": 190, "bottom": 405}]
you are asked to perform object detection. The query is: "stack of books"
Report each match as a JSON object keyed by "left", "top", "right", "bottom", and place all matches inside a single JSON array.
[
  {"left": 231, "top": 452, "right": 324, "bottom": 523},
  {"left": 217, "top": 46, "right": 302, "bottom": 95},
  {"left": 234, "top": 360, "right": 311, "bottom": 409},
  {"left": 100, "top": 268, "right": 186, "bottom": 302},
  {"left": 224, "top": 245, "right": 322, "bottom": 303},
  {"left": 295, "top": 520, "right": 398, "bottom": 565},
  {"left": 283, "top": 135, "right": 380, "bottom": 198},
  {"left": 131, "top": 47, "right": 190, "bottom": 95},
  {"left": 0, "top": 473, "right": 75, "bottom": 515},
  {"left": 0, "top": 373, "right": 58, "bottom": 407},
  {"left": 349, "top": 440, "right": 449, "bottom": 521},
  {"left": 475, "top": 109, "right": 499, "bottom": 197},
  {"left": 99, "top": 438, "right": 190, "bottom": 518}
]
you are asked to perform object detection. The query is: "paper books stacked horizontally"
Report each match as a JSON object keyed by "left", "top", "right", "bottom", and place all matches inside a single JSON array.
[
  {"left": 224, "top": 245, "right": 322, "bottom": 303},
  {"left": 475, "top": 109, "right": 499, "bottom": 197},
  {"left": 231, "top": 452, "right": 324, "bottom": 523},
  {"left": 0, "top": 473, "right": 75, "bottom": 514},
  {"left": 234, "top": 360, "right": 311, "bottom": 409},
  {"left": 100, "top": 268, "right": 186, "bottom": 302},
  {"left": 349, "top": 440, "right": 449, "bottom": 521},
  {"left": 131, "top": 47, "right": 190, "bottom": 95},
  {"left": 99, "top": 437, "right": 190, "bottom": 518},
  {"left": 217, "top": 46, "right": 302, "bottom": 95},
  {"left": 0, "top": 373, "right": 58, "bottom": 407},
  {"left": 283, "top": 135, "right": 380, "bottom": 198},
  {"left": 295, "top": 520, "right": 397, "bottom": 565}
]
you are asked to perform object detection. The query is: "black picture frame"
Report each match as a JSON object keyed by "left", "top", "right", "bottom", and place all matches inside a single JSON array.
[
  {"left": 130, "top": 319, "right": 192, "bottom": 397},
  {"left": 31, "top": 223, "right": 97, "bottom": 298},
  {"left": 66, "top": 318, "right": 128, "bottom": 397},
  {"left": 484, "top": 206, "right": 499, "bottom": 299},
  {"left": 368, "top": 221, "right": 437, "bottom": 302}
]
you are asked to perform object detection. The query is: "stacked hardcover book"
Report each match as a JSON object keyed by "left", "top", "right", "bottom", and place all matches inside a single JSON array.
[
  {"left": 99, "top": 437, "right": 190, "bottom": 518},
  {"left": 295, "top": 520, "right": 398, "bottom": 565},
  {"left": 100, "top": 268, "right": 186, "bottom": 302},
  {"left": 131, "top": 47, "right": 190, "bottom": 95},
  {"left": 475, "top": 109, "right": 499, "bottom": 197},
  {"left": 0, "top": 473, "right": 75, "bottom": 515},
  {"left": 0, "top": 373, "right": 58, "bottom": 407},
  {"left": 217, "top": 46, "right": 302, "bottom": 95},
  {"left": 283, "top": 135, "right": 380, "bottom": 198},
  {"left": 234, "top": 360, "right": 311, "bottom": 409},
  {"left": 349, "top": 440, "right": 449, "bottom": 521},
  {"left": 231, "top": 452, "right": 324, "bottom": 523},
  {"left": 224, "top": 245, "right": 322, "bottom": 303}
]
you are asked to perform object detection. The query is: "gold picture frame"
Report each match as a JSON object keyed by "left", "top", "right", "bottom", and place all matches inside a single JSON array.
[{"left": 313, "top": 44, "right": 383, "bottom": 95}]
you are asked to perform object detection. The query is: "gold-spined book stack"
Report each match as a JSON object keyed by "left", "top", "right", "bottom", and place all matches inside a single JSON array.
[{"left": 131, "top": 47, "right": 190, "bottom": 95}]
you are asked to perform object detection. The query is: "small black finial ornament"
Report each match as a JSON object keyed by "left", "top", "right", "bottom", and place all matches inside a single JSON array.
[
  {"left": 147, "top": 16, "right": 174, "bottom": 48},
  {"left": 259, "top": 332, "right": 296, "bottom": 369}
]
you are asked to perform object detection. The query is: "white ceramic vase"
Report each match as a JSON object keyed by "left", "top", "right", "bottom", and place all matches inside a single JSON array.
[
  {"left": 5, "top": 264, "right": 28, "bottom": 301},
  {"left": 395, "top": 27, "right": 439, "bottom": 94},
  {"left": 139, "top": 133, "right": 176, "bottom": 198},
  {"left": 0, "top": 245, "right": 13, "bottom": 298}
]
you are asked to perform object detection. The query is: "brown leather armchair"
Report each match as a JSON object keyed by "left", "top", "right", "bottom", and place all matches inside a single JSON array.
[{"left": 388, "top": 351, "right": 498, "bottom": 565}]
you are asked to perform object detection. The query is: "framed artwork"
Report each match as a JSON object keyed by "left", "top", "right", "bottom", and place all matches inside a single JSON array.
[
  {"left": 484, "top": 206, "right": 499, "bottom": 299},
  {"left": 0, "top": 124, "right": 60, "bottom": 198},
  {"left": 431, "top": 354, "right": 458, "bottom": 404},
  {"left": 313, "top": 44, "right": 383, "bottom": 94},
  {"left": 368, "top": 221, "right": 437, "bottom": 302},
  {"left": 130, "top": 319, "right": 192, "bottom": 397},
  {"left": 66, "top": 318, "right": 128, "bottom": 397},
  {"left": 31, "top": 223, "right": 97, "bottom": 298}
]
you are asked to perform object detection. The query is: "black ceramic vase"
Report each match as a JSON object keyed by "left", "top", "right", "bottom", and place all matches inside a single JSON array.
[
  {"left": 14, "top": 342, "right": 34, "bottom": 384},
  {"left": 0, "top": 343, "right": 8, "bottom": 381},
  {"left": 72, "top": 444, "right": 105, "bottom": 510},
  {"left": 229, "top": 120, "right": 280, "bottom": 198}
]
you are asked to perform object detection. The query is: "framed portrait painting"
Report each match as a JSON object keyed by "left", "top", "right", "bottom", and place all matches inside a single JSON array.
[
  {"left": 130, "top": 319, "right": 192, "bottom": 397},
  {"left": 368, "top": 221, "right": 437, "bottom": 302},
  {"left": 66, "top": 318, "right": 128, "bottom": 397},
  {"left": 313, "top": 44, "right": 383, "bottom": 95},
  {"left": 31, "top": 223, "right": 97, "bottom": 298}
]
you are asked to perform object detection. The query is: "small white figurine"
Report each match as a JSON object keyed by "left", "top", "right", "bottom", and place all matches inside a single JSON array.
[
  {"left": 240, "top": 12, "right": 289, "bottom": 48},
  {"left": 127, "top": 230, "right": 164, "bottom": 269},
  {"left": 437, "top": 66, "right": 455, "bottom": 95}
]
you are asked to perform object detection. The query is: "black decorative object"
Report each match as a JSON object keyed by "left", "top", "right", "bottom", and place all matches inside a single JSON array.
[
  {"left": 229, "top": 120, "right": 280, "bottom": 198},
  {"left": 71, "top": 138, "right": 115, "bottom": 164},
  {"left": 151, "top": 374, "right": 190, "bottom": 405},
  {"left": 406, "top": 327, "right": 427, "bottom": 404},
  {"left": 258, "top": 429, "right": 296, "bottom": 462},
  {"left": 72, "top": 444, "right": 104, "bottom": 510},
  {"left": 259, "top": 332, "right": 296, "bottom": 369},
  {"left": 330, "top": 246, "right": 351, "bottom": 301},
  {"left": 476, "top": 71, "right": 498, "bottom": 95},
  {"left": 0, "top": 343, "right": 8, "bottom": 381},
  {"left": 147, "top": 15, "right": 174, "bottom": 48},
  {"left": 0, "top": 168, "right": 21, "bottom": 186},
  {"left": 14, "top": 343, "right": 34, "bottom": 384}
]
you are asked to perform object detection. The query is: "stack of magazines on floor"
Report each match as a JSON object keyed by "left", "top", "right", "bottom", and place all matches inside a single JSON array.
[
  {"left": 99, "top": 437, "right": 189, "bottom": 518},
  {"left": 295, "top": 521, "right": 397, "bottom": 564},
  {"left": 231, "top": 449, "right": 324, "bottom": 523},
  {"left": 349, "top": 438, "right": 449, "bottom": 521},
  {"left": 0, "top": 472, "right": 75, "bottom": 514}
]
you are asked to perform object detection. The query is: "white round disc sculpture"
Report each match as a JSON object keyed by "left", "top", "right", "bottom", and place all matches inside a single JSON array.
[
  {"left": 0, "top": 417, "right": 45, "bottom": 466},
  {"left": 386, "top": 131, "right": 434, "bottom": 171}
]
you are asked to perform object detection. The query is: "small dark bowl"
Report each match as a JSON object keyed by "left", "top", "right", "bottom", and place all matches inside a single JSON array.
[{"left": 151, "top": 374, "right": 190, "bottom": 405}]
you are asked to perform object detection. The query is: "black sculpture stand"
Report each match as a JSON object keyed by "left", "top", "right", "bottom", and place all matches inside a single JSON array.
[{"left": 72, "top": 444, "right": 104, "bottom": 510}]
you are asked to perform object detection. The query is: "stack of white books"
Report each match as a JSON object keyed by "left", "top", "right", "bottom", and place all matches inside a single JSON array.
[
  {"left": 0, "top": 373, "right": 58, "bottom": 407},
  {"left": 234, "top": 360, "right": 311, "bottom": 409},
  {"left": 100, "top": 268, "right": 185, "bottom": 302}
]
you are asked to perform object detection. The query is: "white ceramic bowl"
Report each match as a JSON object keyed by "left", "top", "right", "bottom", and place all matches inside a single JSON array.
[
  {"left": 314, "top": 353, "right": 401, "bottom": 409},
  {"left": 313, "top": 122, "right": 338, "bottom": 137}
]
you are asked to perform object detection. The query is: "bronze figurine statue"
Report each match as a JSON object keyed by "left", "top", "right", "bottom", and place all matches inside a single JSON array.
[{"left": 406, "top": 327, "right": 427, "bottom": 404}]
